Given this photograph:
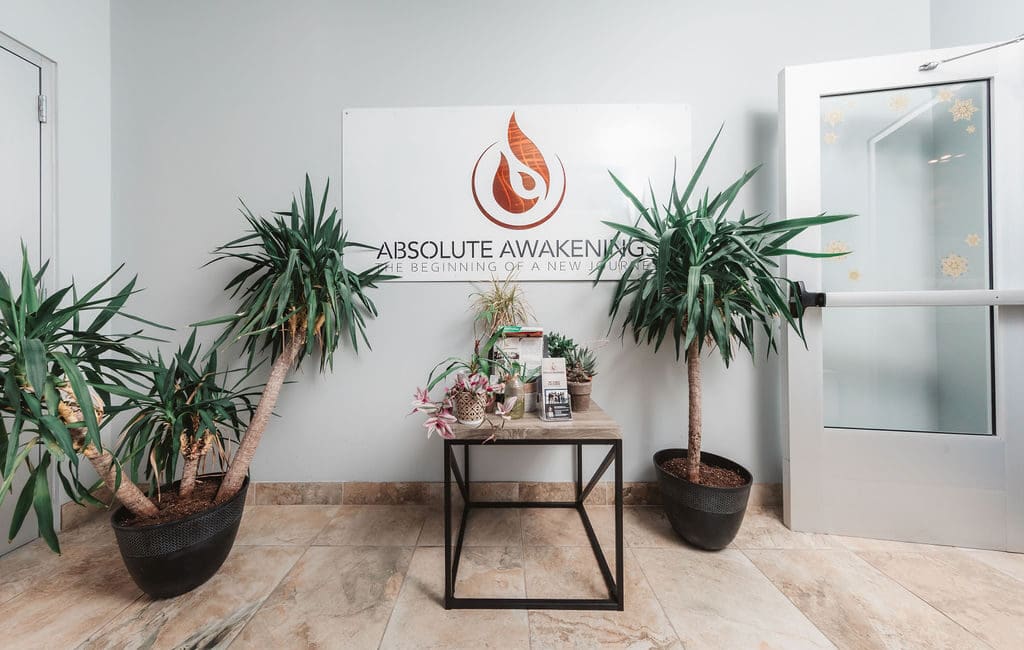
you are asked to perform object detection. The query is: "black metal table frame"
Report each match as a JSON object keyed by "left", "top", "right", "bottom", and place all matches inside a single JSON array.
[{"left": 443, "top": 437, "right": 624, "bottom": 610}]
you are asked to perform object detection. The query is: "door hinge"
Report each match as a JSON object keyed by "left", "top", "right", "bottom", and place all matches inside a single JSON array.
[{"left": 37, "top": 94, "right": 47, "bottom": 123}]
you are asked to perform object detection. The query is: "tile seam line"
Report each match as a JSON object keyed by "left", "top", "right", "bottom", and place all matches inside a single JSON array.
[
  {"left": 738, "top": 548, "right": 840, "bottom": 649},
  {"left": 955, "top": 546, "right": 1024, "bottom": 587},
  {"left": 226, "top": 548, "right": 313, "bottom": 646},
  {"left": 221, "top": 545, "right": 306, "bottom": 648},
  {"left": 851, "top": 550, "right": 998, "bottom": 650},
  {"left": 373, "top": 545, "right": 417, "bottom": 650},
  {"left": 630, "top": 546, "right": 688, "bottom": 648}
]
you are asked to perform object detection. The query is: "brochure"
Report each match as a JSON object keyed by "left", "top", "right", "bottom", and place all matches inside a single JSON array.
[{"left": 539, "top": 357, "right": 572, "bottom": 421}]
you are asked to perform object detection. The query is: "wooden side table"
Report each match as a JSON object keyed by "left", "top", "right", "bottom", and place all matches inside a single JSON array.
[{"left": 443, "top": 404, "right": 624, "bottom": 610}]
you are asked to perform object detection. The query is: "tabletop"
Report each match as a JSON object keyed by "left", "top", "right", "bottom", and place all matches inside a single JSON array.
[{"left": 448, "top": 403, "right": 622, "bottom": 442}]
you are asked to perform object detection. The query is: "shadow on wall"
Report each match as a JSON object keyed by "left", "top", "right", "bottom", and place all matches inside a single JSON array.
[{"left": 750, "top": 110, "right": 784, "bottom": 480}]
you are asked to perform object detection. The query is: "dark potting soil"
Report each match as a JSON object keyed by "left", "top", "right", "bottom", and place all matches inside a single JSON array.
[
  {"left": 122, "top": 479, "right": 223, "bottom": 527},
  {"left": 660, "top": 458, "right": 748, "bottom": 488}
]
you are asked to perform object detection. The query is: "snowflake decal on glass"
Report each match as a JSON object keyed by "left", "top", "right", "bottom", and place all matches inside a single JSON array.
[
  {"left": 824, "top": 110, "right": 843, "bottom": 127},
  {"left": 936, "top": 89, "right": 955, "bottom": 103},
  {"left": 823, "top": 132, "right": 838, "bottom": 145},
  {"left": 964, "top": 233, "right": 981, "bottom": 247},
  {"left": 966, "top": 125, "right": 977, "bottom": 134},
  {"left": 941, "top": 253, "right": 969, "bottom": 278},
  {"left": 888, "top": 94, "right": 909, "bottom": 113},
  {"left": 949, "top": 98, "right": 979, "bottom": 122},
  {"left": 824, "top": 240, "right": 850, "bottom": 257},
  {"left": 848, "top": 269, "right": 861, "bottom": 282}
]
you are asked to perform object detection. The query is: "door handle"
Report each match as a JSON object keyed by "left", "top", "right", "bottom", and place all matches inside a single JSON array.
[
  {"left": 789, "top": 281, "right": 826, "bottom": 316},
  {"left": 789, "top": 285, "right": 1024, "bottom": 312}
]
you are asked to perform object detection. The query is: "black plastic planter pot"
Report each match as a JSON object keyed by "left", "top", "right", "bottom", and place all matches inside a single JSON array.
[
  {"left": 110, "top": 474, "right": 248, "bottom": 599},
  {"left": 654, "top": 449, "right": 752, "bottom": 550}
]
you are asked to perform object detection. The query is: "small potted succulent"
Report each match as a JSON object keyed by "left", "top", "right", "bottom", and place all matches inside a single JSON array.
[
  {"left": 596, "top": 128, "right": 851, "bottom": 549},
  {"left": 565, "top": 346, "right": 597, "bottom": 412},
  {"left": 544, "top": 332, "right": 597, "bottom": 412}
]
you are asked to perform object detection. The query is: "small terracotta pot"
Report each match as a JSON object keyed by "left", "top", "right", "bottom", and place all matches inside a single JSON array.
[
  {"left": 567, "top": 380, "right": 593, "bottom": 412},
  {"left": 523, "top": 380, "right": 538, "bottom": 412},
  {"left": 454, "top": 390, "right": 487, "bottom": 424}
]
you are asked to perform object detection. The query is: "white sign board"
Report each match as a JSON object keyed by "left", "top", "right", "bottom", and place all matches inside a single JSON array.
[{"left": 343, "top": 104, "right": 690, "bottom": 281}]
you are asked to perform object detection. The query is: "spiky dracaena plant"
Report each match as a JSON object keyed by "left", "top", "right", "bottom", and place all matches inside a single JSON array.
[
  {"left": 201, "top": 176, "right": 394, "bottom": 503},
  {"left": 596, "top": 129, "right": 853, "bottom": 483},
  {"left": 117, "top": 329, "right": 262, "bottom": 499},
  {"left": 470, "top": 272, "right": 533, "bottom": 339},
  {"left": 0, "top": 248, "right": 162, "bottom": 551}
]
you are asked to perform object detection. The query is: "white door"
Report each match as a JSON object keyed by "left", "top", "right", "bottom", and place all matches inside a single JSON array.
[
  {"left": 780, "top": 42, "right": 1024, "bottom": 551},
  {"left": 0, "top": 38, "right": 44, "bottom": 553}
]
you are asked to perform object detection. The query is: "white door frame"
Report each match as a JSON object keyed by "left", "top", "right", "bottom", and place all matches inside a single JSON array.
[
  {"left": 0, "top": 32, "right": 56, "bottom": 276},
  {"left": 0, "top": 31, "right": 60, "bottom": 537},
  {"left": 779, "top": 42, "right": 1024, "bottom": 550}
]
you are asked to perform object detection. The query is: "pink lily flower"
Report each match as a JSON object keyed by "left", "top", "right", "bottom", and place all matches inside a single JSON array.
[
  {"left": 494, "top": 396, "right": 517, "bottom": 420},
  {"left": 424, "top": 409, "right": 457, "bottom": 439},
  {"left": 409, "top": 387, "right": 435, "bottom": 415}
]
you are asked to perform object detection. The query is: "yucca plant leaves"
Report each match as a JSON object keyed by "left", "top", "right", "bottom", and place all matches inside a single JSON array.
[
  {"left": 202, "top": 175, "right": 396, "bottom": 372},
  {"left": 8, "top": 469, "right": 36, "bottom": 546},
  {"left": 32, "top": 454, "right": 58, "bottom": 552},
  {"left": 0, "top": 246, "right": 157, "bottom": 546},
  {"left": 596, "top": 128, "right": 854, "bottom": 366},
  {"left": 116, "top": 329, "right": 262, "bottom": 491}
]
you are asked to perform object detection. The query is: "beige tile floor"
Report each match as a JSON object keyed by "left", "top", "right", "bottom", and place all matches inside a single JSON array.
[{"left": 1, "top": 504, "right": 1022, "bottom": 649}]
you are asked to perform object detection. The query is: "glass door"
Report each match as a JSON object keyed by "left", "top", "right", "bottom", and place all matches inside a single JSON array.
[{"left": 780, "top": 43, "right": 1024, "bottom": 550}]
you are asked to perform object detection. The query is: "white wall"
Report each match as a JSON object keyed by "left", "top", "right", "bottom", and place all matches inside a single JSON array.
[
  {"left": 110, "top": 0, "right": 931, "bottom": 484},
  {"left": 1, "top": 0, "right": 111, "bottom": 504},
  {"left": 931, "top": 0, "right": 1024, "bottom": 48}
]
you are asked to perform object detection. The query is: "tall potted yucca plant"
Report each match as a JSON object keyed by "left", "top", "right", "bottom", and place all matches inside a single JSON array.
[
  {"left": 596, "top": 129, "right": 852, "bottom": 549},
  {"left": 200, "top": 176, "right": 394, "bottom": 504},
  {"left": 2, "top": 175, "right": 391, "bottom": 599}
]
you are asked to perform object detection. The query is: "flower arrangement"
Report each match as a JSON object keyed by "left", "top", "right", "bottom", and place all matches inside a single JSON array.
[
  {"left": 411, "top": 330, "right": 516, "bottom": 437},
  {"left": 409, "top": 376, "right": 517, "bottom": 439}
]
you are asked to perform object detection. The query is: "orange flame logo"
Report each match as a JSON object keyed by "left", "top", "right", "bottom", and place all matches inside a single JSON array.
[{"left": 472, "top": 112, "right": 566, "bottom": 230}]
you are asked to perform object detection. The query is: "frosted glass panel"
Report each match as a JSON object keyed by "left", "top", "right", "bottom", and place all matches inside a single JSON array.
[{"left": 820, "top": 82, "right": 993, "bottom": 435}]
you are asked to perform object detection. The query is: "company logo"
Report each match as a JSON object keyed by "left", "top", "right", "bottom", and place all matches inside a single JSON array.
[{"left": 471, "top": 113, "right": 567, "bottom": 230}]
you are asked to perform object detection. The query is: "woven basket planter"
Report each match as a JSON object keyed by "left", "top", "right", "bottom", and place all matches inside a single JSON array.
[{"left": 454, "top": 390, "right": 487, "bottom": 425}]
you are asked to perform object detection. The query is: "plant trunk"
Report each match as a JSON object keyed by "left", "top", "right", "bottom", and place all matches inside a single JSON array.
[
  {"left": 215, "top": 333, "right": 304, "bottom": 504},
  {"left": 686, "top": 339, "right": 702, "bottom": 483},
  {"left": 179, "top": 432, "right": 212, "bottom": 498},
  {"left": 58, "top": 385, "right": 159, "bottom": 518},
  {"left": 78, "top": 438, "right": 160, "bottom": 518},
  {"left": 179, "top": 451, "right": 200, "bottom": 498}
]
